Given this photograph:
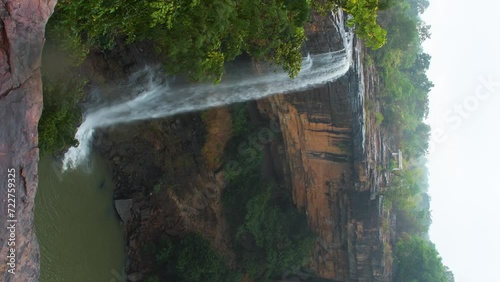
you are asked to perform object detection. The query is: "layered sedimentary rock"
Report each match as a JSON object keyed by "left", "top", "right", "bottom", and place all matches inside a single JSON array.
[
  {"left": 258, "top": 12, "right": 394, "bottom": 281},
  {"left": 0, "top": 1, "right": 56, "bottom": 280}
]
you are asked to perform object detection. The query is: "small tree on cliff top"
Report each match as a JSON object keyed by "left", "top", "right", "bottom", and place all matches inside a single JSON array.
[{"left": 312, "top": 0, "right": 388, "bottom": 49}]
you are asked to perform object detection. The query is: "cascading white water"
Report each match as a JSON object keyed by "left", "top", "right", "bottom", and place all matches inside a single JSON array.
[{"left": 62, "top": 10, "right": 354, "bottom": 170}]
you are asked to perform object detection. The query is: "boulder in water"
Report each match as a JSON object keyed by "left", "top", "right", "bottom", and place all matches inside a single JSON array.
[{"left": 114, "top": 199, "right": 133, "bottom": 223}]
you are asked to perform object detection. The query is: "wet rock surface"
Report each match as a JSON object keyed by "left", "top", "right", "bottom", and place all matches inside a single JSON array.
[{"left": 0, "top": 0, "right": 56, "bottom": 281}]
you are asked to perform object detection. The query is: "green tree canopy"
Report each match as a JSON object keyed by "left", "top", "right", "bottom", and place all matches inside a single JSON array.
[
  {"left": 49, "top": 0, "right": 311, "bottom": 82},
  {"left": 235, "top": 185, "right": 315, "bottom": 280},
  {"left": 312, "top": 0, "right": 388, "bottom": 49},
  {"left": 395, "top": 236, "right": 450, "bottom": 282}
]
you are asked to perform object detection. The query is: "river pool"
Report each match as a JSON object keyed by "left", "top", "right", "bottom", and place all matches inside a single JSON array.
[{"left": 35, "top": 154, "right": 126, "bottom": 282}]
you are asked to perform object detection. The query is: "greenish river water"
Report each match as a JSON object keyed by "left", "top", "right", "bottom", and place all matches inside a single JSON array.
[{"left": 35, "top": 154, "right": 126, "bottom": 282}]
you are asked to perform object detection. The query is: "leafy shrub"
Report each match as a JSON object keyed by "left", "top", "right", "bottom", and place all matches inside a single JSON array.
[
  {"left": 344, "top": 0, "right": 387, "bottom": 49},
  {"left": 374, "top": 112, "right": 384, "bottom": 126},
  {"left": 311, "top": 0, "right": 387, "bottom": 49},
  {"left": 285, "top": 0, "right": 311, "bottom": 26},
  {"left": 395, "top": 236, "right": 449, "bottom": 282},
  {"left": 230, "top": 103, "right": 251, "bottom": 138},
  {"left": 38, "top": 72, "right": 86, "bottom": 155},
  {"left": 222, "top": 105, "right": 315, "bottom": 280},
  {"left": 154, "top": 234, "right": 241, "bottom": 282},
  {"left": 235, "top": 184, "right": 315, "bottom": 280}
]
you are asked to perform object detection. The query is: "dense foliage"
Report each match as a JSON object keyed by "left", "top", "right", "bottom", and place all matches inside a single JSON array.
[
  {"left": 366, "top": 0, "right": 455, "bottom": 279},
  {"left": 38, "top": 72, "right": 85, "bottom": 155},
  {"left": 313, "top": 0, "right": 387, "bottom": 49},
  {"left": 151, "top": 233, "right": 241, "bottom": 282},
  {"left": 344, "top": 0, "right": 387, "bottom": 49},
  {"left": 369, "top": 0, "right": 434, "bottom": 238},
  {"left": 48, "top": 0, "right": 311, "bottom": 82},
  {"left": 234, "top": 184, "right": 315, "bottom": 279},
  {"left": 222, "top": 104, "right": 316, "bottom": 280},
  {"left": 395, "top": 236, "right": 454, "bottom": 282},
  {"left": 369, "top": 0, "right": 433, "bottom": 159}
]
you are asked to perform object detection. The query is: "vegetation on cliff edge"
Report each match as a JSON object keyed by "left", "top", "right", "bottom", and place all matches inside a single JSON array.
[
  {"left": 396, "top": 236, "right": 455, "bottom": 282},
  {"left": 38, "top": 70, "right": 85, "bottom": 156},
  {"left": 148, "top": 233, "right": 241, "bottom": 282},
  {"left": 366, "top": 0, "right": 455, "bottom": 280},
  {"left": 47, "top": 0, "right": 311, "bottom": 82},
  {"left": 314, "top": 0, "right": 388, "bottom": 49},
  {"left": 39, "top": 0, "right": 391, "bottom": 152},
  {"left": 143, "top": 103, "right": 315, "bottom": 281}
]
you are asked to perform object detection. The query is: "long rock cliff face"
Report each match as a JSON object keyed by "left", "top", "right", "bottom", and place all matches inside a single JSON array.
[
  {"left": 259, "top": 12, "right": 394, "bottom": 282},
  {"left": 0, "top": 1, "right": 55, "bottom": 281}
]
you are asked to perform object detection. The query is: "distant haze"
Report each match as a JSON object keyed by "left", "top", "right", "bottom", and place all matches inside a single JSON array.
[{"left": 423, "top": 0, "right": 500, "bottom": 281}]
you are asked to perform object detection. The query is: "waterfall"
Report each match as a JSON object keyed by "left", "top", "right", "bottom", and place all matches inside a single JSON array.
[{"left": 62, "top": 10, "right": 354, "bottom": 171}]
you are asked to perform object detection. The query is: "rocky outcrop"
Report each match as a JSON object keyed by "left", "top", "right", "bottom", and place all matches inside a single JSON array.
[
  {"left": 93, "top": 113, "right": 239, "bottom": 276},
  {"left": 257, "top": 12, "right": 395, "bottom": 282},
  {"left": 0, "top": 1, "right": 56, "bottom": 281},
  {"left": 115, "top": 199, "right": 133, "bottom": 224},
  {"left": 259, "top": 64, "right": 393, "bottom": 282},
  {"left": 259, "top": 77, "right": 355, "bottom": 279}
]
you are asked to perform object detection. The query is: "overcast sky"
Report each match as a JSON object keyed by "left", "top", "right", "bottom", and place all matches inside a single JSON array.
[{"left": 422, "top": 0, "right": 500, "bottom": 281}]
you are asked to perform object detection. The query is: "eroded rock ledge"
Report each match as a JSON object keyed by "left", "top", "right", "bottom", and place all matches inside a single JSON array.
[{"left": 0, "top": 1, "right": 55, "bottom": 281}]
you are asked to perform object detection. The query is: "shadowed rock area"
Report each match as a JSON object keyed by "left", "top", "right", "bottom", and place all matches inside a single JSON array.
[{"left": 0, "top": 0, "right": 56, "bottom": 280}]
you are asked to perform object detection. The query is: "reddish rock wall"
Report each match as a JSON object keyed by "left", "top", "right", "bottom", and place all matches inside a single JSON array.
[
  {"left": 258, "top": 79, "right": 355, "bottom": 279},
  {"left": 258, "top": 12, "right": 395, "bottom": 282},
  {"left": 0, "top": 1, "right": 56, "bottom": 280}
]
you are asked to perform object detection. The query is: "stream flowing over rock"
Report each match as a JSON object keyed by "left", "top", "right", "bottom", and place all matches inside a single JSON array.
[{"left": 0, "top": 0, "right": 56, "bottom": 280}]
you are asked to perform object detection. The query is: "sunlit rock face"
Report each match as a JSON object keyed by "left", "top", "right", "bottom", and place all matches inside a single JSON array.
[{"left": 0, "top": 0, "right": 56, "bottom": 281}]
